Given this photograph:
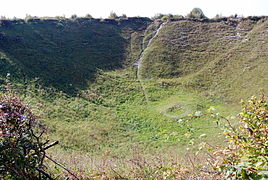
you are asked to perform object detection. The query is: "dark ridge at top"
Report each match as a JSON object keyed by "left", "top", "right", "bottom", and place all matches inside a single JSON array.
[
  {"left": 0, "top": 17, "right": 152, "bottom": 27},
  {"left": 1, "top": 16, "right": 267, "bottom": 28}
]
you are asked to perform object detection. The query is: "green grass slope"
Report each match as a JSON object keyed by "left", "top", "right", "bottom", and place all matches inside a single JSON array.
[
  {"left": 141, "top": 17, "right": 268, "bottom": 101},
  {"left": 0, "top": 18, "right": 151, "bottom": 94},
  {"left": 0, "top": 16, "right": 267, "bottom": 176}
]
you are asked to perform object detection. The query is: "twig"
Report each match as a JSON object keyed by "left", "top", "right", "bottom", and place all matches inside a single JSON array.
[
  {"left": 110, "top": 167, "right": 125, "bottom": 179},
  {"left": 43, "top": 141, "right": 59, "bottom": 150},
  {"left": 186, "top": 154, "right": 195, "bottom": 169},
  {"left": 45, "top": 155, "right": 79, "bottom": 180},
  {"left": 218, "top": 115, "right": 237, "bottom": 133},
  {"left": 36, "top": 168, "right": 54, "bottom": 180},
  {"left": 43, "top": 139, "right": 50, "bottom": 146},
  {"left": 184, "top": 112, "right": 237, "bottom": 133}
]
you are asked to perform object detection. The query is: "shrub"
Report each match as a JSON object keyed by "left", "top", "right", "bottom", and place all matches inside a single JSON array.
[
  {"left": 121, "top": 14, "right": 127, "bottom": 19},
  {"left": 0, "top": 16, "right": 7, "bottom": 20},
  {"left": 152, "top": 13, "right": 164, "bottom": 20},
  {"left": 70, "top": 14, "right": 77, "bottom": 19},
  {"left": 214, "top": 14, "right": 222, "bottom": 19},
  {"left": 85, "top": 14, "right": 93, "bottom": 18},
  {"left": 173, "top": 15, "right": 184, "bottom": 19},
  {"left": 0, "top": 91, "right": 51, "bottom": 179},
  {"left": 24, "top": 14, "right": 34, "bottom": 23},
  {"left": 219, "top": 95, "right": 268, "bottom": 179},
  {"left": 108, "top": 11, "right": 118, "bottom": 19},
  {"left": 187, "top": 8, "right": 206, "bottom": 19}
]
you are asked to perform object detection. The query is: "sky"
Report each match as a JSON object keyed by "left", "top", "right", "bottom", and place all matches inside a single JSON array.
[{"left": 1, "top": 0, "right": 268, "bottom": 19}]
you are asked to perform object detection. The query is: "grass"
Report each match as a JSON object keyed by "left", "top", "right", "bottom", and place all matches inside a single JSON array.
[
  {"left": 0, "top": 18, "right": 150, "bottom": 94},
  {"left": 36, "top": 70, "right": 237, "bottom": 178},
  {"left": 5, "top": 68, "right": 237, "bottom": 157},
  {"left": 0, "top": 16, "right": 267, "bottom": 178},
  {"left": 141, "top": 18, "right": 268, "bottom": 102}
]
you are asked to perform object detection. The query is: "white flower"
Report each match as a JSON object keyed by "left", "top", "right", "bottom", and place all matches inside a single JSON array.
[{"left": 194, "top": 111, "right": 202, "bottom": 116}]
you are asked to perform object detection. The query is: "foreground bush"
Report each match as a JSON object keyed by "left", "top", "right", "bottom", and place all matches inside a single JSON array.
[
  {"left": 0, "top": 92, "right": 51, "bottom": 179},
  {"left": 219, "top": 95, "right": 268, "bottom": 179}
]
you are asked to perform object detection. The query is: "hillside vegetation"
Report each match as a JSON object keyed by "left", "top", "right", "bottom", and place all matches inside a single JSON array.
[
  {"left": 141, "top": 17, "right": 268, "bottom": 101},
  {"left": 0, "top": 17, "right": 151, "bottom": 94},
  {"left": 0, "top": 16, "right": 267, "bottom": 178}
]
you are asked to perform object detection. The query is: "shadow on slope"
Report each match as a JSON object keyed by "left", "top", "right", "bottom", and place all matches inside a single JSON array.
[{"left": 0, "top": 18, "right": 151, "bottom": 94}]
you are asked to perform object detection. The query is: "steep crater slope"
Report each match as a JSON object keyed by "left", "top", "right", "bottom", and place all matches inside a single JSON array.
[
  {"left": 140, "top": 17, "right": 268, "bottom": 101},
  {"left": 0, "top": 18, "right": 151, "bottom": 94},
  {"left": 0, "top": 17, "right": 267, "bottom": 158}
]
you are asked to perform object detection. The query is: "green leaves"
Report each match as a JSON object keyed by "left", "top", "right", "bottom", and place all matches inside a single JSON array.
[
  {"left": 219, "top": 95, "right": 268, "bottom": 179},
  {"left": 187, "top": 8, "right": 207, "bottom": 19}
]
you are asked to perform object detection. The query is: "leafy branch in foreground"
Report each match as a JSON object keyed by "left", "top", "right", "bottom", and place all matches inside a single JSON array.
[{"left": 216, "top": 95, "right": 268, "bottom": 179}]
